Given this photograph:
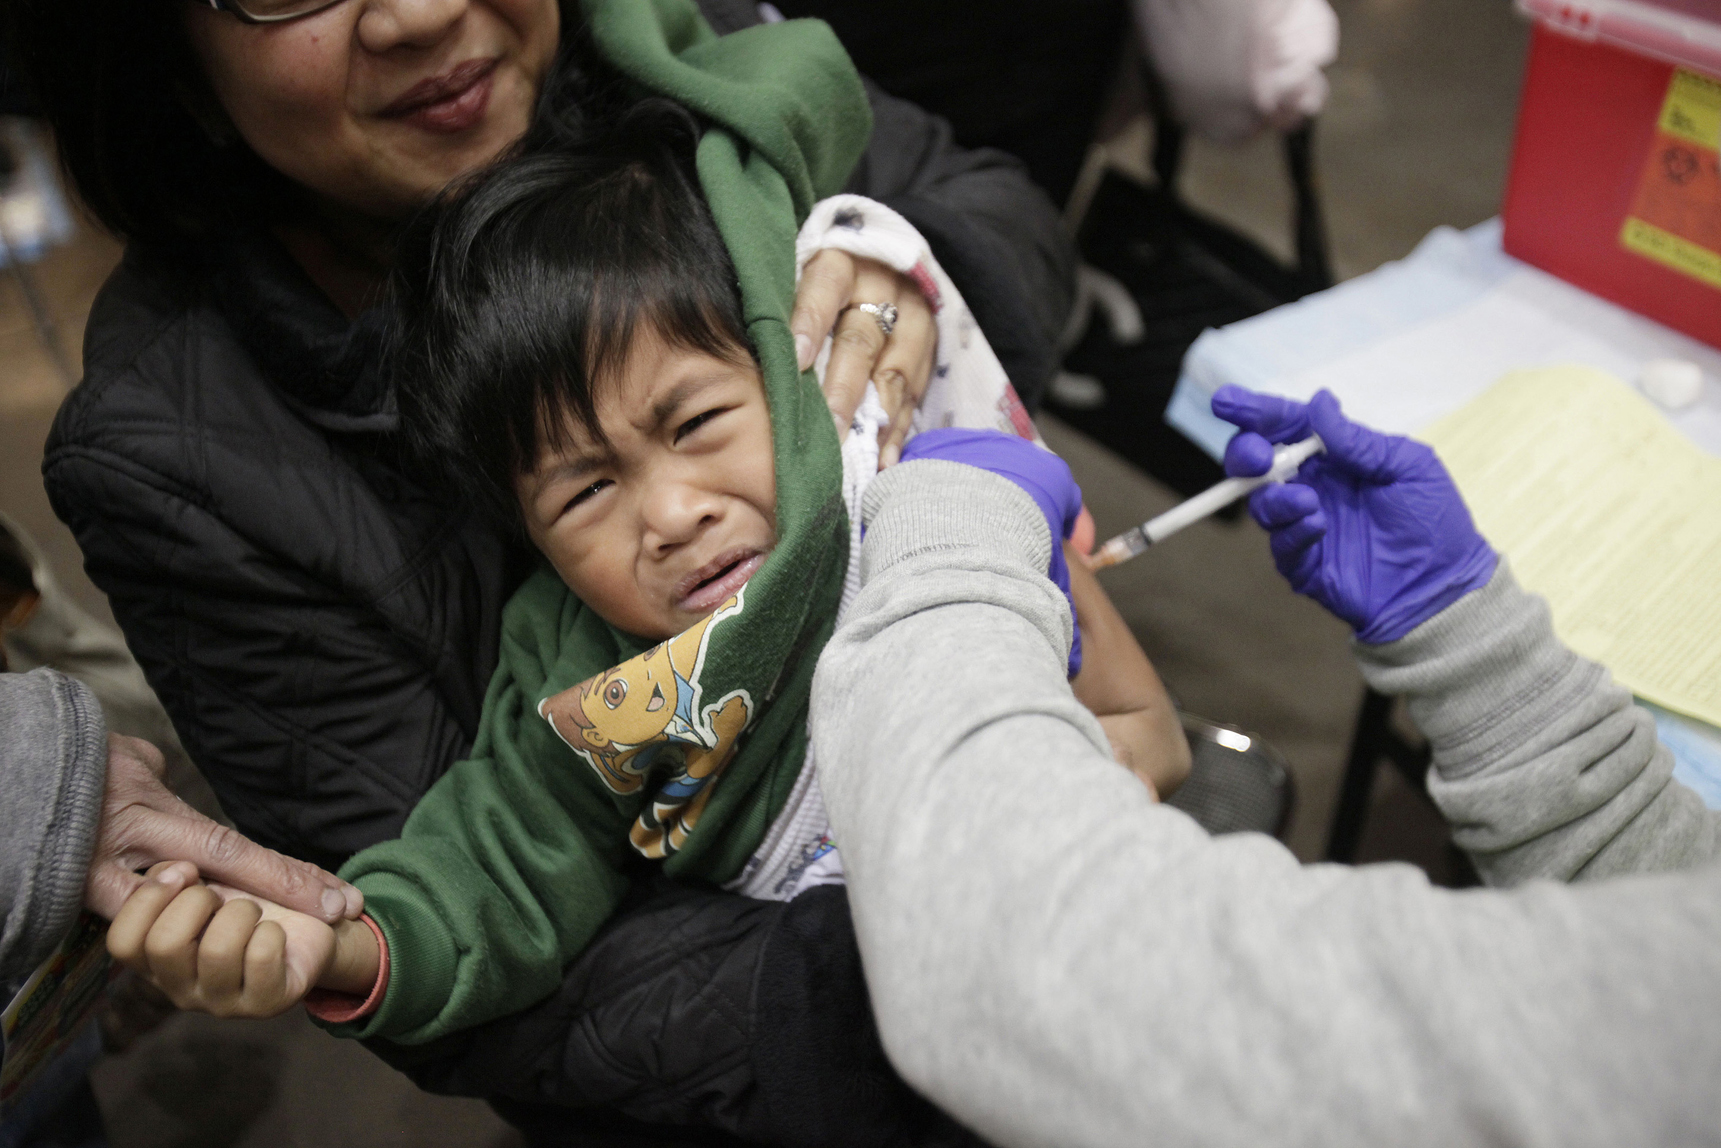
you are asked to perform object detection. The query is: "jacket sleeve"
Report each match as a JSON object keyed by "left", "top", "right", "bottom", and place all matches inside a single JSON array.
[
  {"left": 324, "top": 637, "right": 642, "bottom": 1045},
  {"left": 0, "top": 668, "right": 107, "bottom": 984},
  {"left": 814, "top": 460, "right": 1721, "bottom": 1148},
  {"left": 43, "top": 413, "right": 497, "bottom": 872},
  {"left": 1355, "top": 562, "right": 1721, "bottom": 887},
  {"left": 847, "top": 80, "right": 1076, "bottom": 411}
]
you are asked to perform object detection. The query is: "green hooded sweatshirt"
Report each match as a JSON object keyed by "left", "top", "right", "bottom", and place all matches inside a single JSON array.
[{"left": 327, "top": 0, "right": 870, "bottom": 1045}]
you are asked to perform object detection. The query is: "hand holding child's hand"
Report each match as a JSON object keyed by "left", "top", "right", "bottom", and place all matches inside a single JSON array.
[{"left": 107, "top": 861, "right": 336, "bottom": 1019}]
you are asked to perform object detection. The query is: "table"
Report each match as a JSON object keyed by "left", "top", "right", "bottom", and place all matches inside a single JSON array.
[{"left": 1161, "top": 219, "right": 1721, "bottom": 844}]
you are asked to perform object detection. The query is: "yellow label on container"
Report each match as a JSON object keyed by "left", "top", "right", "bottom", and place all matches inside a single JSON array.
[
  {"left": 1621, "top": 68, "right": 1721, "bottom": 293},
  {"left": 1656, "top": 69, "right": 1721, "bottom": 148},
  {"left": 1622, "top": 218, "right": 1721, "bottom": 289}
]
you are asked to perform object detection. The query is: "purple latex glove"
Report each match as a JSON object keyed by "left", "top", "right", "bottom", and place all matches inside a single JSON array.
[
  {"left": 899, "top": 428, "right": 1083, "bottom": 676},
  {"left": 1211, "top": 386, "right": 1497, "bottom": 644}
]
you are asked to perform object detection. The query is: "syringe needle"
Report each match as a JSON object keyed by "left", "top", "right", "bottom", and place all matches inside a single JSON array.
[{"left": 1087, "top": 435, "right": 1324, "bottom": 570}]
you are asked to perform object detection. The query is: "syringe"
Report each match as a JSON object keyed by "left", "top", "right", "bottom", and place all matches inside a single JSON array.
[{"left": 1088, "top": 435, "right": 1325, "bottom": 569}]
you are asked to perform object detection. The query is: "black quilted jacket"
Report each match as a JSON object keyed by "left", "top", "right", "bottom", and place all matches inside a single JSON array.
[{"left": 43, "top": 5, "right": 1067, "bottom": 1139}]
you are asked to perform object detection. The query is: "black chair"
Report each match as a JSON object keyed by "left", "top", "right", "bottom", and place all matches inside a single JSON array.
[{"left": 1051, "top": 107, "right": 1334, "bottom": 499}]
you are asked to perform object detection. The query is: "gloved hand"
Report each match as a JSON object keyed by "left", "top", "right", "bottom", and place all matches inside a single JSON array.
[
  {"left": 1211, "top": 386, "right": 1497, "bottom": 644},
  {"left": 900, "top": 428, "right": 1083, "bottom": 675}
]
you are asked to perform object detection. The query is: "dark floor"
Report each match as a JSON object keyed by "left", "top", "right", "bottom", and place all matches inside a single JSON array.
[
  {"left": 1, "top": 1, "right": 1528, "bottom": 1143},
  {"left": 87, "top": 1010, "right": 524, "bottom": 1148}
]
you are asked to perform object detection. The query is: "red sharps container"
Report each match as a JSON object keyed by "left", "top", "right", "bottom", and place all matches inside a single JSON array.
[{"left": 1503, "top": 0, "right": 1721, "bottom": 349}]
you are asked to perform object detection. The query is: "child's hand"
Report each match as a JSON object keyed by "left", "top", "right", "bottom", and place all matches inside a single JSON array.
[{"left": 107, "top": 861, "right": 336, "bottom": 1018}]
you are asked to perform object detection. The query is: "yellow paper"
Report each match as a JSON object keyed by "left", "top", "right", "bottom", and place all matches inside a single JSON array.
[{"left": 1418, "top": 366, "right": 1721, "bottom": 726}]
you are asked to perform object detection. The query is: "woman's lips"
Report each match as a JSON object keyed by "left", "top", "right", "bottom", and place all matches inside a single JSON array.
[
  {"left": 676, "top": 550, "right": 767, "bottom": 616},
  {"left": 381, "top": 58, "right": 497, "bottom": 134}
]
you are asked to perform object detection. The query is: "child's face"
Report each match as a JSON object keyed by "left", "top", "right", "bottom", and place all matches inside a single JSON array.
[{"left": 516, "top": 326, "right": 777, "bottom": 641}]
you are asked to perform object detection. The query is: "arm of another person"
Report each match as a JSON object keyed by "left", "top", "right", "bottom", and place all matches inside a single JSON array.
[
  {"left": 1066, "top": 544, "right": 1191, "bottom": 797},
  {"left": 2, "top": 668, "right": 355, "bottom": 988},
  {"left": 894, "top": 428, "right": 1188, "bottom": 795},
  {"left": 1359, "top": 563, "right": 1720, "bottom": 884},
  {"left": 814, "top": 459, "right": 1721, "bottom": 1148},
  {"left": 1214, "top": 385, "right": 1721, "bottom": 886},
  {"left": 105, "top": 662, "right": 641, "bottom": 1042},
  {"left": 1, "top": 668, "right": 106, "bottom": 983},
  {"left": 102, "top": 571, "right": 646, "bottom": 1043}
]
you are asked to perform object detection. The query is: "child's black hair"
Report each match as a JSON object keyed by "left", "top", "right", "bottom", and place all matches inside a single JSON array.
[{"left": 390, "top": 99, "right": 752, "bottom": 520}]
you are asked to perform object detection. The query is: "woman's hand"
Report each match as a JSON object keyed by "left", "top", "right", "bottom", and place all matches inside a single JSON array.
[
  {"left": 791, "top": 250, "right": 935, "bottom": 466},
  {"left": 85, "top": 733, "right": 362, "bottom": 924}
]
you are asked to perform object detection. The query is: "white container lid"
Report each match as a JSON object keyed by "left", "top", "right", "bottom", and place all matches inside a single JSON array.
[{"left": 1518, "top": 0, "right": 1721, "bottom": 77}]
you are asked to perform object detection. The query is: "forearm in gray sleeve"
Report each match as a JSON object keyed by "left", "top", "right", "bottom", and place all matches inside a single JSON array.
[
  {"left": 1355, "top": 563, "right": 1721, "bottom": 886},
  {"left": 814, "top": 463, "right": 1721, "bottom": 1148},
  {"left": 1, "top": 668, "right": 107, "bottom": 983}
]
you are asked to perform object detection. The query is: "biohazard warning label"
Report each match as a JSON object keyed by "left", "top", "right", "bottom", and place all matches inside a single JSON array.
[
  {"left": 1620, "top": 69, "right": 1721, "bottom": 291},
  {"left": 1624, "top": 68, "right": 1721, "bottom": 289}
]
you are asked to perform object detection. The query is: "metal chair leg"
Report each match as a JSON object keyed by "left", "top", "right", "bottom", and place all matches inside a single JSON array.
[
  {"left": 1326, "top": 687, "right": 1433, "bottom": 862},
  {"left": 1326, "top": 687, "right": 1391, "bottom": 862}
]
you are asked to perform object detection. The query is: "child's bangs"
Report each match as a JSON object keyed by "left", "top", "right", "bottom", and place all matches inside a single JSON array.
[
  {"left": 392, "top": 99, "right": 751, "bottom": 521},
  {"left": 522, "top": 162, "right": 754, "bottom": 470}
]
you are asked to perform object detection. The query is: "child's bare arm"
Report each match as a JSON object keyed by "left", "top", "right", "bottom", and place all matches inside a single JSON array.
[
  {"left": 1066, "top": 543, "right": 1192, "bottom": 797},
  {"left": 107, "top": 862, "right": 380, "bottom": 1019}
]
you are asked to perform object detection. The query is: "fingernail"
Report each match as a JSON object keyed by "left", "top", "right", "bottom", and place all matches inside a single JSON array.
[
  {"left": 342, "top": 883, "right": 364, "bottom": 916},
  {"left": 795, "top": 333, "right": 814, "bottom": 370},
  {"left": 321, "top": 888, "right": 345, "bottom": 919},
  {"left": 881, "top": 443, "right": 901, "bottom": 468}
]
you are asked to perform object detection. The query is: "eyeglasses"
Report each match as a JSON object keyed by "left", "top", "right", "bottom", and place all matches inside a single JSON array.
[{"left": 197, "top": 0, "right": 352, "bottom": 25}]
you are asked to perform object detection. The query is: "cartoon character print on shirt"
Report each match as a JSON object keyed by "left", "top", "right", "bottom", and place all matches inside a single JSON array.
[{"left": 538, "top": 591, "right": 753, "bottom": 859}]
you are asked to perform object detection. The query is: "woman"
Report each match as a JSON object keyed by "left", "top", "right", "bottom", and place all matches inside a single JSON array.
[{"left": 11, "top": 0, "right": 1073, "bottom": 1140}]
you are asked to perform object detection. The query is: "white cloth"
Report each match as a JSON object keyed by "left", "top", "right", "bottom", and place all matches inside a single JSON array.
[
  {"left": 795, "top": 195, "right": 1046, "bottom": 444},
  {"left": 1134, "top": 0, "right": 1339, "bottom": 143},
  {"left": 726, "top": 195, "right": 1035, "bottom": 901}
]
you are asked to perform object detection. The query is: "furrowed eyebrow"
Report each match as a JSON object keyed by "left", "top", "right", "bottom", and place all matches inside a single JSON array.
[
  {"left": 524, "top": 448, "right": 608, "bottom": 504},
  {"left": 646, "top": 372, "right": 734, "bottom": 434}
]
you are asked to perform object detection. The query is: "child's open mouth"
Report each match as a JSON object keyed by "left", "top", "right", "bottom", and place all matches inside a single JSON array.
[{"left": 675, "top": 549, "right": 767, "bottom": 615}]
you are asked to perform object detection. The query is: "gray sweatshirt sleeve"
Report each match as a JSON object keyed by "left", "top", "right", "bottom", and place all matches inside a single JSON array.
[
  {"left": 813, "top": 461, "right": 1721, "bottom": 1148},
  {"left": 2, "top": 668, "right": 108, "bottom": 984},
  {"left": 1354, "top": 563, "right": 1721, "bottom": 886}
]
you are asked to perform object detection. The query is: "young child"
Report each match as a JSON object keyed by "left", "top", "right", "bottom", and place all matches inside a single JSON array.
[{"left": 105, "top": 102, "right": 1186, "bottom": 1036}]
